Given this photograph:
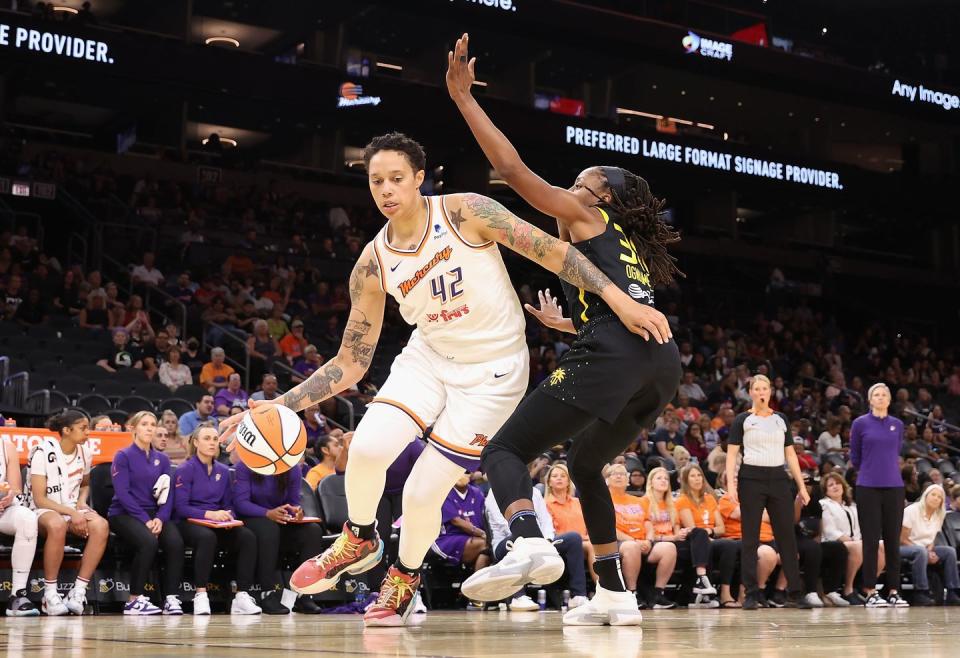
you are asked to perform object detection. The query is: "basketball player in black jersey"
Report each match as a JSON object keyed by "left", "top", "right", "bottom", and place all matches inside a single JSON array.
[{"left": 447, "top": 34, "right": 682, "bottom": 625}]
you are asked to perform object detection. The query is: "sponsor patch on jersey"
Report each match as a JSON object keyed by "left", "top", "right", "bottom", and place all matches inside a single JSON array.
[
  {"left": 426, "top": 304, "right": 470, "bottom": 323},
  {"left": 627, "top": 284, "right": 653, "bottom": 301},
  {"left": 469, "top": 434, "right": 489, "bottom": 447}
]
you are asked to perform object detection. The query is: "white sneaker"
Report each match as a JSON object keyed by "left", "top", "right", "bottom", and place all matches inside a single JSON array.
[
  {"left": 230, "top": 591, "right": 262, "bottom": 615},
  {"left": 568, "top": 595, "right": 589, "bottom": 609},
  {"left": 65, "top": 588, "right": 87, "bottom": 616},
  {"left": 563, "top": 586, "right": 642, "bottom": 626},
  {"left": 825, "top": 592, "right": 850, "bottom": 607},
  {"left": 163, "top": 595, "right": 184, "bottom": 615},
  {"left": 509, "top": 594, "right": 539, "bottom": 611},
  {"left": 42, "top": 592, "right": 69, "bottom": 616},
  {"left": 124, "top": 595, "right": 162, "bottom": 616},
  {"left": 192, "top": 592, "right": 211, "bottom": 616},
  {"left": 461, "top": 537, "right": 565, "bottom": 602},
  {"left": 804, "top": 592, "right": 824, "bottom": 608},
  {"left": 413, "top": 596, "right": 427, "bottom": 614}
]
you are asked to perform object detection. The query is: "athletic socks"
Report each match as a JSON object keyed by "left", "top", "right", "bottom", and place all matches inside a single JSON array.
[
  {"left": 393, "top": 560, "right": 420, "bottom": 577},
  {"left": 593, "top": 552, "right": 627, "bottom": 592},
  {"left": 508, "top": 511, "right": 543, "bottom": 539},
  {"left": 12, "top": 570, "right": 28, "bottom": 594},
  {"left": 73, "top": 577, "right": 89, "bottom": 597},
  {"left": 348, "top": 520, "right": 377, "bottom": 542},
  {"left": 44, "top": 579, "right": 57, "bottom": 597}
]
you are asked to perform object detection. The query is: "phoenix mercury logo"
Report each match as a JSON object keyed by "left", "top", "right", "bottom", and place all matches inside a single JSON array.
[{"left": 398, "top": 246, "right": 453, "bottom": 297}]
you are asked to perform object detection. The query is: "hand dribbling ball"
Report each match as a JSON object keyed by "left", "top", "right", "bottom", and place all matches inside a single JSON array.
[{"left": 234, "top": 404, "right": 307, "bottom": 475}]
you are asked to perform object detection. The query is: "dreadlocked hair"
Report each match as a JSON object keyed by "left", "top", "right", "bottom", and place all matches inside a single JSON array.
[{"left": 602, "top": 169, "right": 683, "bottom": 287}]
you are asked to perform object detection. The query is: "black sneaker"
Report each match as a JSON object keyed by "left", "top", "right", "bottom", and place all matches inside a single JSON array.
[
  {"left": 864, "top": 591, "right": 889, "bottom": 607},
  {"left": 6, "top": 589, "right": 39, "bottom": 617},
  {"left": 785, "top": 593, "right": 813, "bottom": 609},
  {"left": 742, "top": 593, "right": 760, "bottom": 610},
  {"left": 945, "top": 590, "right": 960, "bottom": 607},
  {"left": 260, "top": 590, "right": 290, "bottom": 615},
  {"left": 756, "top": 591, "right": 771, "bottom": 608},
  {"left": 293, "top": 595, "right": 323, "bottom": 614},
  {"left": 693, "top": 574, "right": 717, "bottom": 595},
  {"left": 652, "top": 592, "right": 676, "bottom": 609},
  {"left": 768, "top": 589, "right": 786, "bottom": 608},
  {"left": 844, "top": 591, "right": 866, "bottom": 606},
  {"left": 910, "top": 591, "right": 933, "bottom": 607}
]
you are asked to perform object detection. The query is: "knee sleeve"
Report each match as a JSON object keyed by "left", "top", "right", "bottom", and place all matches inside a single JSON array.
[{"left": 14, "top": 507, "right": 38, "bottom": 542}]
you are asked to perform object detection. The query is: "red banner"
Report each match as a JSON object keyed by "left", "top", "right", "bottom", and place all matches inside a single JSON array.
[{"left": 1, "top": 429, "right": 132, "bottom": 465}]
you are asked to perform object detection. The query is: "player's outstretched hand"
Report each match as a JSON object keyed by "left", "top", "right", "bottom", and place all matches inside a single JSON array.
[
  {"left": 446, "top": 32, "right": 476, "bottom": 101},
  {"left": 218, "top": 399, "right": 265, "bottom": 452},
  {"left": 523, "top": 288, "right": 565, "bottom": 329}
]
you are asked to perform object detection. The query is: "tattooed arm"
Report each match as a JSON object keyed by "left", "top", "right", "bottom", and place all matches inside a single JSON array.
[
  {"left": 445, "top": 193, "right": 671, "bottom": 343},
  {"left": 279, "top": 244, "right": 386, "bottom": 412}
]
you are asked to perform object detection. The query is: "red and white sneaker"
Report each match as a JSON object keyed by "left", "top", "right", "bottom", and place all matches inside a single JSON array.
[
  {"left": 290, "top": 523, "right": 383, "bottom": 595},
  {"left": 363, "top": 566, "right": 421, "bottom": 627}
]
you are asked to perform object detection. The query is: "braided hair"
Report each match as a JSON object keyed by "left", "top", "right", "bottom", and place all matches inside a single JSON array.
[{"left": 597, "top": 167, "right": 683, "bottom": 287}]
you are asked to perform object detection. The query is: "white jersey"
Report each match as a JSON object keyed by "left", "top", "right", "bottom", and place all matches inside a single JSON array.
[
  {"left": 29, "top": 440, "right": 90, "bottom": 511},
  {"left": 371, "top": 195, "right": 525, "bottom": 363}
]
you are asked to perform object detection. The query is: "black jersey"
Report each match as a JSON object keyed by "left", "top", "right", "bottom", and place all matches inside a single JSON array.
[{"left": 560, "top": 206, "right": 655, "bottom": 331}]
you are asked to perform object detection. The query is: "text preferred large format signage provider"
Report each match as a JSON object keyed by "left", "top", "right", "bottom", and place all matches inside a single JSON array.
[
  {"left": 564, "top": 126, "right": 843, "bottom": 191},
  {"left": 0, "top": 22, "right": 115, "bottom": 64}
]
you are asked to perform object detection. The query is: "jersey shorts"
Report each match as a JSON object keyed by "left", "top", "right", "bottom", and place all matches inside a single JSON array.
[{"left": 370, "top": 332, "right": 529, "bottom": 470}]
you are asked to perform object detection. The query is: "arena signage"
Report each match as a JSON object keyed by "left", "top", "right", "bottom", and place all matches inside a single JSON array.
[
  {"left": 890, "top": 79, "right": 959, "bottom": 112},
  {"left": 452, "top": 0, "right": 518, "bottom": 12},
  {"left": 682, "top": 30, "right": 733, "bottom": 62},
  {"left": 564, "top": 126, "right": 844, "bottom": 190},
  {"left": 0, "top": 22, "right": 115, "bottom": 64},
  {"left": 337, "top": 81, "right": 381, "bottom": 108},
  {"left": 1, "top": 429, "right": 131, "bottom": 465}
]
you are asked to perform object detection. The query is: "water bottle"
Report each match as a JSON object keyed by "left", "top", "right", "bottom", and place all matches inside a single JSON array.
[
  {"left": 561, "top": 589, "right": 570, "bottom": 612},
  {"left": 4, "top": 418, "right": 16, "bottom": 428},
  {"left": 537, "top": 589, "right": 547, "bottom": 611}
]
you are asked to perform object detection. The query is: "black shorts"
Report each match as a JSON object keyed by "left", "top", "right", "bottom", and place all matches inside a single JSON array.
[{"left": 538, "top": 315, "right": 681, "bottom": 424}]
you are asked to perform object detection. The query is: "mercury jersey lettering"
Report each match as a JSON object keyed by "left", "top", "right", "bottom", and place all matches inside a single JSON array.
[{"left": 371, "top": 195, "right": 525, "bottom": 363}]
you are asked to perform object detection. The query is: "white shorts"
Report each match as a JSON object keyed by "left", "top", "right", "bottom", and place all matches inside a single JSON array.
[{"left": 370, "top": 333, "right": 529, "bottom": 469}]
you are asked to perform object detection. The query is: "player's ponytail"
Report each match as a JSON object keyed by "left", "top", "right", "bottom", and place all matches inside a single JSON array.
[
  {"left": 599, "top": 167, "right": 683, "bottom": 288},
  {"left": 46, "top": 409, "right": 88, "bottom": 435}
]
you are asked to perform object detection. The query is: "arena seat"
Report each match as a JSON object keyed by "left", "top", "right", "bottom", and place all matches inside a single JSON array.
[
  {"left": 943, "top": 512, "right": 960, "bottom": 550},
  {"left": 113, "top": 368, "right": 148, "bottom": 383},
  {"left": 173, "top": 384, "right": 207, "bottom": 404},
  {"left": 106, "top": 409, "right": 129, "bottom": 424},
  {"left": 317, "top": 475, "right": 348, "bottom": 534},
  {"left": 158, "top": 397, "right": 193, "bottom": 417},
  {"left": 116, "top": 395, "right": 155, "bottom": 414},
  {"left": 77, "top": 393, "right": 114, "bottom": 416},
  {"left": 27, "top": 389, "right": 70, "bottom": 415},
  {"left": 135, "top": 381, "right": 175, "bottom": 402},
  {"left": 95, "top": 379, "right": 137, "bottom": 399},
  {"left": 89, "top": 462, "right": 115, "bottom": 519},
  {"left": 915, "top": 457, "right": 934, "bottom": 474},
  {"left": 0, "top": 324, "right": 23, "bottom": 340},
  {"left": 52, "top": 375, "right": 94, "bottom": 401},
  {"left": 73, "top": 364, "right": 113, "bottom": 381},
  {"left": 937, "top": 459, "right": 957, "bottom": 478},
  {"left": 299, "top": 478, "right": 323, "bottom": 521}
]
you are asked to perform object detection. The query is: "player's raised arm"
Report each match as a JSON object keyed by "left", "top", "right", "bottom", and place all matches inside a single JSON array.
[
  {"left": 446, "top": 33, "right": 594, "bottom": 234},
  {"left": 444, "top": 193, "right": 671, "bottom": 343}
]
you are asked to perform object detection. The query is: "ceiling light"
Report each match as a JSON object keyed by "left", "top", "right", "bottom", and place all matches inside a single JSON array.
[
  {"left": 616, "top": 107, "right": 663, "bottom": 120},
  {"left": 651, "top": 84, "right": 657, "bottom": 90},
  {"left": 723, "top": 132, "right": 729, "bottom": 140},
  {"left": 695, "top": 122, "right": 715, "bottom": 130},
  {"left": 205, "top": 37, "right": 240, "bottom": 47},
  {"left": 814, "top": 117, "right": 820, "bottom": 122},
  {"left": 709, "top": 96, "right": 715, "bottom": 101},
  {"left": 52, "top": 6, "right": 78, "bottom": 14},
  {"left": 821, "top": 27, "right": 828, "bottom": 35},
  {"left": 737, "top": 101, "right": 742, "bottom": 107},
  {"left": 202, "top": 137, "right": 238, "bottom": 147},
  {"left": 681, "top": 90, "right": 686, "bottom": 96},
  {"left": 376, "top": 62, "right": 403, "bottom": 71},
  {"left": 668, "top": 117, "right": 694, "bottom": 126},
  {"left": 472, "top": 80, "right": 488, "bottom": 87},
  {"left": 788, "top": 111, "right": 794, "bottom": 117}
]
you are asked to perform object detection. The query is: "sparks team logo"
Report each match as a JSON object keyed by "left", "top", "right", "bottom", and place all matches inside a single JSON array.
[
  {"left": 549, "top": 368, "right": 567, "bottom": 386},
  {"left": 154, "top": 459, "right": 160, "bottom": 466},
  {"left": 338, "top": 82, "right": 382, "bottom": 108},
  {"left": 682, "top": 30, "right": 733, "bottom": 61},
  {"left": 399, "top": 246, "right": 453, "bottom": 297},
  {"left": 215, "top": 473, "right": 222, "bottom": 481},
  {"left": 682, "top": 31, "right": 700, "bottom": 54},
  {"left": 469, "top": 434, "right": 489, "bottom": 447}
]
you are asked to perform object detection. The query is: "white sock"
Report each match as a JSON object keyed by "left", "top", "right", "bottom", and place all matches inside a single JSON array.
[
  {"left": 12, "top": 570, "right": 28, "bottom": 594},
  {"left": 73, "top": 577, "right": 89, "bottom": 596},
  {"left": 44, "top": 580, "right": 58, "bottom": 597}
]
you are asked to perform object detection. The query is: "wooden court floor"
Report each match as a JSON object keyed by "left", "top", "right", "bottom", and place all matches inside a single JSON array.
[{"left": 1, "top": 608, "right": 958, "bottom": 657}]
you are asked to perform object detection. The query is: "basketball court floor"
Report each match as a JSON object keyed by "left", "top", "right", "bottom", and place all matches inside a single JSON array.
[{"left": 1, "top": 608, "right": 957, "bottom": 657}]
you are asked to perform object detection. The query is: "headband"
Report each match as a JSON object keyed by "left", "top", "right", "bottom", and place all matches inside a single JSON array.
[{"left": 599, "top": 166, "right": 626, "bottom": 200}]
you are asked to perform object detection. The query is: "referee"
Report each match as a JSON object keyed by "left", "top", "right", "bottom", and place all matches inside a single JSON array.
[{"left": 725, "top": 374, "right": 811, "bottom": 609}]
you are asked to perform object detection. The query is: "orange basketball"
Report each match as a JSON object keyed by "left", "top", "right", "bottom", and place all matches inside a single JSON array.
[{"left": 234, "top": 404, "right": 307, "bottom": 475}]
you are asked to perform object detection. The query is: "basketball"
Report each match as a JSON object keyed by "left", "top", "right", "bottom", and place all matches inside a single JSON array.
[{"left": 233, "top": 404, "right": 307, "bottom": 475}]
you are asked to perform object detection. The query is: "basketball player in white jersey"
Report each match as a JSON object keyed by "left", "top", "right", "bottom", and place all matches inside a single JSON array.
[{"left": 220, "top": 132, "right": 669, "bottom": 626}]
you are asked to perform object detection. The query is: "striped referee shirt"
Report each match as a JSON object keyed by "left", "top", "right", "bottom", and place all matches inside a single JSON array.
[{"left": 728, "top": 411, "right": 791, "bottom": 467}]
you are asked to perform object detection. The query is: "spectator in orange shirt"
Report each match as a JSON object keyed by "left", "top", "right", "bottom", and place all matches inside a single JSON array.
[
  {"left": 717, "top": 471, "right": 779, "bottom": 607},
  {"left": 641, "top": 467, "right": 716, "bottom": 605},
  {"left": 543, "top": 463, "right": 596, "bottom": 583},
  {"left": 304, "top": 433, "right": 344, "bottom": 491},
  {"left": 280, "top": 320, "right": 308, "bottom": 364},
  {"left": 199, "top": 347, "right": 235, "bottom": 393},
  {"left": 607, "top": 464, "right": 676, "bottom": 606}
]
